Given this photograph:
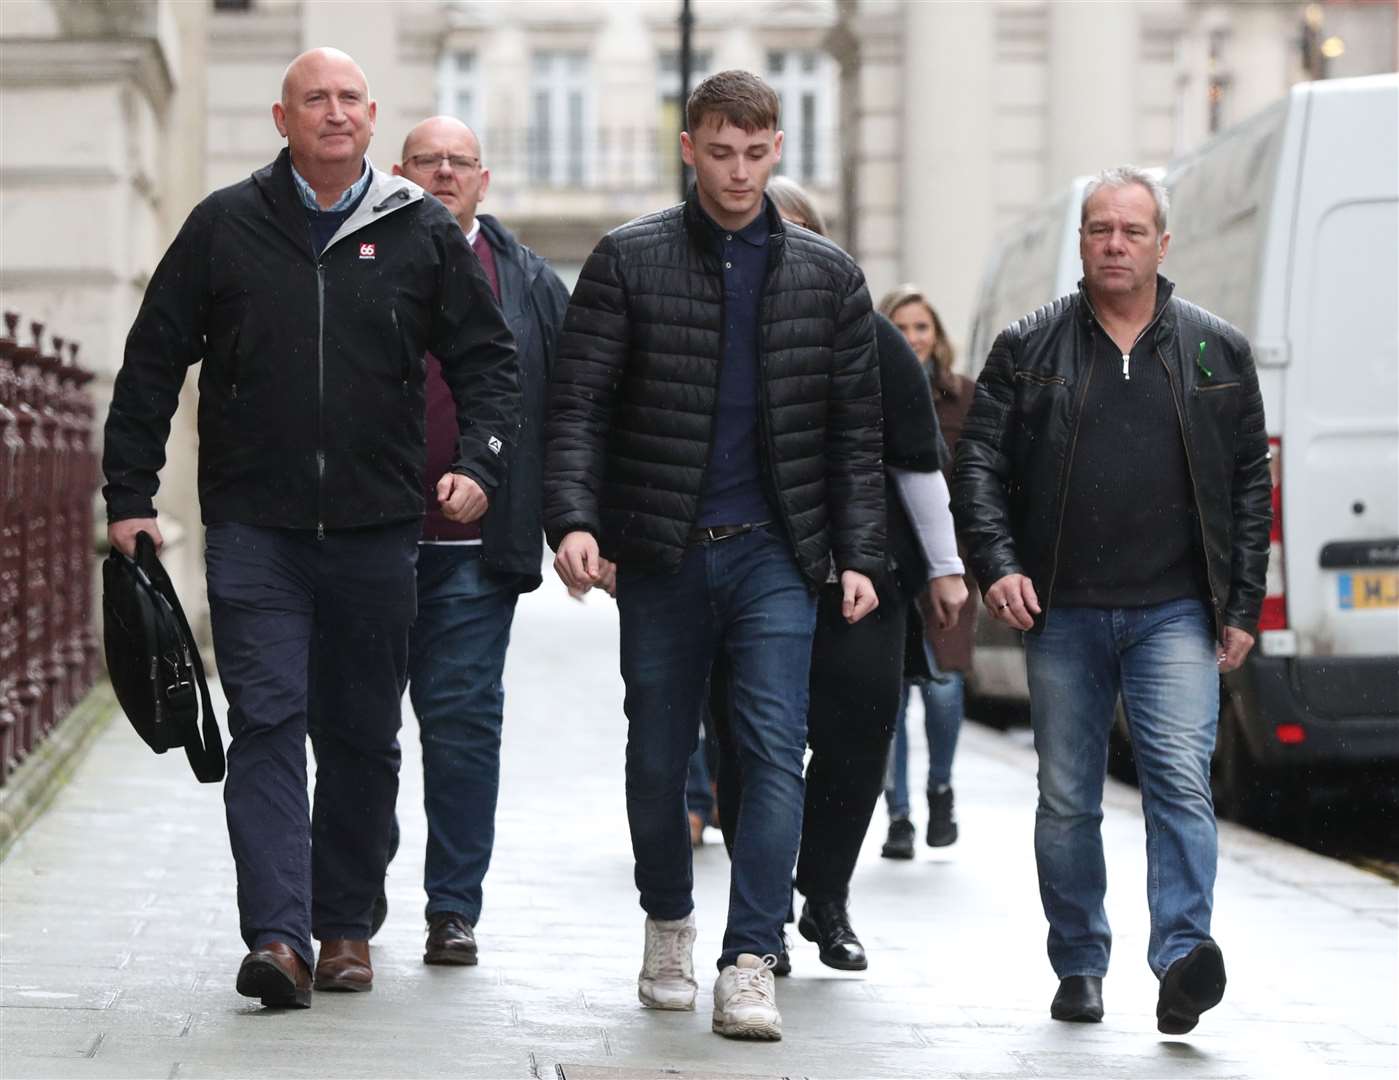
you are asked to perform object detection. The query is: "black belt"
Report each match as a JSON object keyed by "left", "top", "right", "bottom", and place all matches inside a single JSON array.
[{"left": 688, "top": 521, "right": 770, "bottom": 545}]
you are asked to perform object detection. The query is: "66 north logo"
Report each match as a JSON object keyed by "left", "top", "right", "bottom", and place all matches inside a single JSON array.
[{"left": 358, "top": 242, "right": 376, "bottom": 260}]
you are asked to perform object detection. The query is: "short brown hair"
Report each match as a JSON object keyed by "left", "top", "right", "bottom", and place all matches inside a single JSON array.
[{"left": 686, "top": 70, "right": 780, "bottom": 133}]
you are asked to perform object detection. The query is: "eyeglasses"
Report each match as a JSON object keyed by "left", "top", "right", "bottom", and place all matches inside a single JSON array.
[{"left": 406, "top": 153, "right": 480, "bottom": 173}]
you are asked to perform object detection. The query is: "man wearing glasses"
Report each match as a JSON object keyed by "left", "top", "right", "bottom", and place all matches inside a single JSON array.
[{"left": 389, "top": 117, "right": 570, "bottom": 966}]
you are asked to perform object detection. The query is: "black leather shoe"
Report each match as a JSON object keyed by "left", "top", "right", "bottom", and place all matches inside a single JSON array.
[
  {"left": 797, "top": 899, "right": 868, "bottom": 971},
  {"left": 926, "top": 786, "right": 958, "bottom": 847},
  {"left": 369, "top": 892, "right": 388, "bottom": 940},
  {"left": 424, "top": 913, "right": 479, "bottom": 966},
  {"left": 1157, "top": 941, "right": 1226, "bottom": 1035},
  {"left": 1050, "top": 975, "right": 1104, "bottom": 1022},
  {"left": 881, "top": 817, "right": 915, "bottom": 860},
  {"left": 772, "top": 931, "right": 792, "bottom": 977}
]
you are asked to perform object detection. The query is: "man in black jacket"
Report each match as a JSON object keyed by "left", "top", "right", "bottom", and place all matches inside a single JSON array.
[
  {"left": 545, "top": 71, "right": 883, "bottom": 1041},
  {"left": 388, "top": 116, "right": 570, "bottom": 966},
  {"left": 102, "top": 48, "right": 519, "bottom": 1008},
  {"left": 952, "top": 166, "right": 1271, "bottom": 1035}
]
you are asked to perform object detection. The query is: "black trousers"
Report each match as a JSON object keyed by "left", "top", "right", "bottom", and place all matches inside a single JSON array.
[
  {"left": 713, "top": 579, "right": 908, "bottom": 905},
  {"left": 206, "top": 521, "right": 418, "bottom": 968}
]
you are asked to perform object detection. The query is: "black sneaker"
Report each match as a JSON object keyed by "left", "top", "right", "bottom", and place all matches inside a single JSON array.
[
  {"left": 881, "top": 817, "right": 915, "bottom": 860},
  {"left": 926, "top": 786, "right": 958, "bottom": 847}
]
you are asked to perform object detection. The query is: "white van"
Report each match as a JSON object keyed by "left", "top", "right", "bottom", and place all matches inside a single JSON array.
[{"left": 961, "top": 74, "right": 1399, "bottom": 816}]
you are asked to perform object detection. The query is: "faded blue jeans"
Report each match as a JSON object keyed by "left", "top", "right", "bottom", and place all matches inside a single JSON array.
[
  {"left": 617, "top": 525, "right": 816, "bottom": 969},
  {"left": 1025, "top": 598, "right": 1220, "bottom": 980}
]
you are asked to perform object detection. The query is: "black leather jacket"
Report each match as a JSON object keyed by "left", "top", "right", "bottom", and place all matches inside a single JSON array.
[{"left": 951, "top": 278, "right": 1272, "bottom": 636}]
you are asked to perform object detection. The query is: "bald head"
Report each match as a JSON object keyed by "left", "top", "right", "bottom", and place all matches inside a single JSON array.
[
  {"left": 402, "top": 116, "right": 482, "bottom": 166},
  {"left": 272, "top": 47, "right": 376, "bottom": 190},
  {"left": 281, "top": 47, "right": 370, "bottom": 105},
  {"left": 395, "top": 116, "right": 490, "bottom": 230}
]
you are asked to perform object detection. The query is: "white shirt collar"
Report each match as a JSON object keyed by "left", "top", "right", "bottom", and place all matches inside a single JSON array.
[{"left": 464, "top": 217, "right": 481, "bottom": 246}]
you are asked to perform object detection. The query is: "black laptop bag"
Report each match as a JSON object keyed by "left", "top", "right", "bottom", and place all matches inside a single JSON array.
[{"left": 101, "top": 530, "right": 224, "bottom": 782}]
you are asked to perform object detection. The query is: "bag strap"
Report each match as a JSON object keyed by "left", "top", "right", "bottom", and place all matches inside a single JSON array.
[{"left": 135, "top": 533, "right": 225, "bottom": 783}]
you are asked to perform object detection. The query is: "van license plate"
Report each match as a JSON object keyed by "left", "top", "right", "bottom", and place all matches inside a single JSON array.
[{"left": 1338, "top": 571, "right": 1399, "bottom": 609}]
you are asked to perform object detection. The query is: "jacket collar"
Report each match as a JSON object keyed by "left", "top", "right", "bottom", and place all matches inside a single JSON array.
[
  {"left": 1076, "top": 273, "right": 1176, "bottom": 331},
  {"left": 254, "top": 148, "right": 424, "bottom": 257},
  {"left": 682, "top": 184, "right": 787, "bottom": 271},
  {"left": 476, "top": 214, "right": 529, "bottom": 326}
]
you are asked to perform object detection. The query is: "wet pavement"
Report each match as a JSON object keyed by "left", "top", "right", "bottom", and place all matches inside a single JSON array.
[{"left": 2, "top": 579, "right": 1396, "bottom": 1078}]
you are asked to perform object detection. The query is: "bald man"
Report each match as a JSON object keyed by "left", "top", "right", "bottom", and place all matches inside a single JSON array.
[
  {"left": 103, "top": 49, "right": 520, "bottom": 1008},
  {"left": 378, "top": 118, "right": 568, "bottom": 965}
]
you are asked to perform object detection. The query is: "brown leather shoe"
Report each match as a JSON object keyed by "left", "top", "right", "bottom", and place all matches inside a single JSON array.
[
  {"left": 424, "top": 913, "right": 478, "bottom": 966},
  {"left": 236, "top": 942, "right": 312, "bottom": 1008},
  {"left": 314, "top": 938, "right": 373, "bottom": 992}
]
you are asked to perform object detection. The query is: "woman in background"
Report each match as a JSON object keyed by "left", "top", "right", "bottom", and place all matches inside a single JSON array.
[{"left": 877, "top": 285, "right": 978, "bottom": 858}]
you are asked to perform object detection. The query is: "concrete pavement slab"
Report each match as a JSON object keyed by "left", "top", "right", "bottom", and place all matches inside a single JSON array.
[{"left": 2, "top": 579, "right": 1396, "bottom": 1079}]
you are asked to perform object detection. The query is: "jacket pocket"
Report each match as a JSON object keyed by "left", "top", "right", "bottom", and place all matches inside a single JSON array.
[
  {"left": 391, "top": 308, "right": 412, "bottom": 391},
  {"left": 1013, "top": 370, "right": 1068, "bottom": 387},
  {"left": 1193, "top": 381, "right": 1241, "bottom": 394}
]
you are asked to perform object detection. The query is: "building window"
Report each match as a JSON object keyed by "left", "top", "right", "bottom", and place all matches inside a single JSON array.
[
  {"left": 436, "top": 50, "right": 483, "bottom": 132},
  {"left": 530, "top": 51, "right": 592, "bottom": 187},
  {"left": 657, "top": 49, "right": 713, "bottom": 189},
  {"left": 766, "top": 49, "right": 836, "bottom": 185}
]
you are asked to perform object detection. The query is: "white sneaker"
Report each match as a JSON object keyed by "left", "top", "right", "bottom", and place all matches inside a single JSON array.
[
  {"left": 712, "top": 953, "right": 782, "bottom": 1040},
  {"left": 638, "top": 914, "right": 697, "bottom": 1010}
]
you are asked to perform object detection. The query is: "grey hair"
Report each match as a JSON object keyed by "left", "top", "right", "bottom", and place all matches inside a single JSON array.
[
  {"left": 1081, "top": 166, "right": 1169, "bottom": 234},
  {"left": 766, "top": 176, "right": 828, "bottom": 237}
]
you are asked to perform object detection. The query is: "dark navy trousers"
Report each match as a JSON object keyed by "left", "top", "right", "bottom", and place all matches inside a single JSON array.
[{"left": 205, "top": 521, "right": 418, "bottom": 969}]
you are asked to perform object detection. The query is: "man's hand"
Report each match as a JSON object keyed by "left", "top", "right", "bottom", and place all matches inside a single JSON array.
[
  {"left": 437, "top": 472, "right": 489, "bottom": 523},
  {"left": 985, "top": 573, "right": 1041, "bottom": 631},
  {"left": 108, "top": 518, "right": 162, "bottom": 558},
  {"left": 927, "top": 574, "right": 969, "bottom": 631},
  {"left": 555, "top": 531, "right": 602, "bottom": 593},
  {"left": 840, "top": 570, "right": 879, "bottom": 624},
  {"left": 567, "top": 557, "right": 617, "bottom": 601},
  {"left": 1218, "top": 625, "right": 1256, "bottom": 673}
]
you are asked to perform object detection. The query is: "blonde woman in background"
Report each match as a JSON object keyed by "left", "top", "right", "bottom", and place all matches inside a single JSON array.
[{"left": 876, "top": 285, "right": 979, "bottom": 859}]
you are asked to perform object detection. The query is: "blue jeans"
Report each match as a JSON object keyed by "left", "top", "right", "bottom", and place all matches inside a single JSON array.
[
  {"left": 885, "top": 656, "right": 964, "bottom": 819},
  {"left": 1025, "top": 598, "right": 1220, "bottom": 979},
  {"left": 406, "top": 546, "right": 519, "bottom": 924},
  {"left": 617, "top": 526, "right": 816, "bottom": 969}
]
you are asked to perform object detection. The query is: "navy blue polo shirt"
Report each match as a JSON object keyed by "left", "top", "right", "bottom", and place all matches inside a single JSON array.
[{"left": 696, "top": 208, "right": 774, "bottom": 527}]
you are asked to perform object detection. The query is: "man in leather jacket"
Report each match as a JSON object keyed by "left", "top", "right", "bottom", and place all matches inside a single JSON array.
[{"left": 952, "top": 166, "right": 1271, "bottom": 1035}]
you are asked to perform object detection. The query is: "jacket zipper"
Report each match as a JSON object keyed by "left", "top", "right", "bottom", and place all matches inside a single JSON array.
[
  {"left": 1157, "top": 345, "right": 1221, "bottom": 637},
  {"left": 1194, "top": 381, "right": 1241, "bottom": 394},
  {"left": 1013, "top": 371, "right": 1067, "bottom": 387},
  {"left": 316, "top": 262, "right": 326, "bottom": 540}
]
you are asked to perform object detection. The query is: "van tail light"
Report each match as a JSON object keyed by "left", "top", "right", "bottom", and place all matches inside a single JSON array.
[{"left": 1258, "top": 437, "right": 1287, "bottom": 631}]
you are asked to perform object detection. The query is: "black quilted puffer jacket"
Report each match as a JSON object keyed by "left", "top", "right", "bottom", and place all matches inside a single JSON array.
[
  {"left": 544, "top": 189, "right": 885, "bottom": 585},
  {"left": 951, "top": 278, "right": 1273, "bottom": 636}
]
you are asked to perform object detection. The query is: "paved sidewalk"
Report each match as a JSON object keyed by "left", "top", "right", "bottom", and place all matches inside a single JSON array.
[{"left": 2, "top": 580, "right": 1396, "bottom": 1079}]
